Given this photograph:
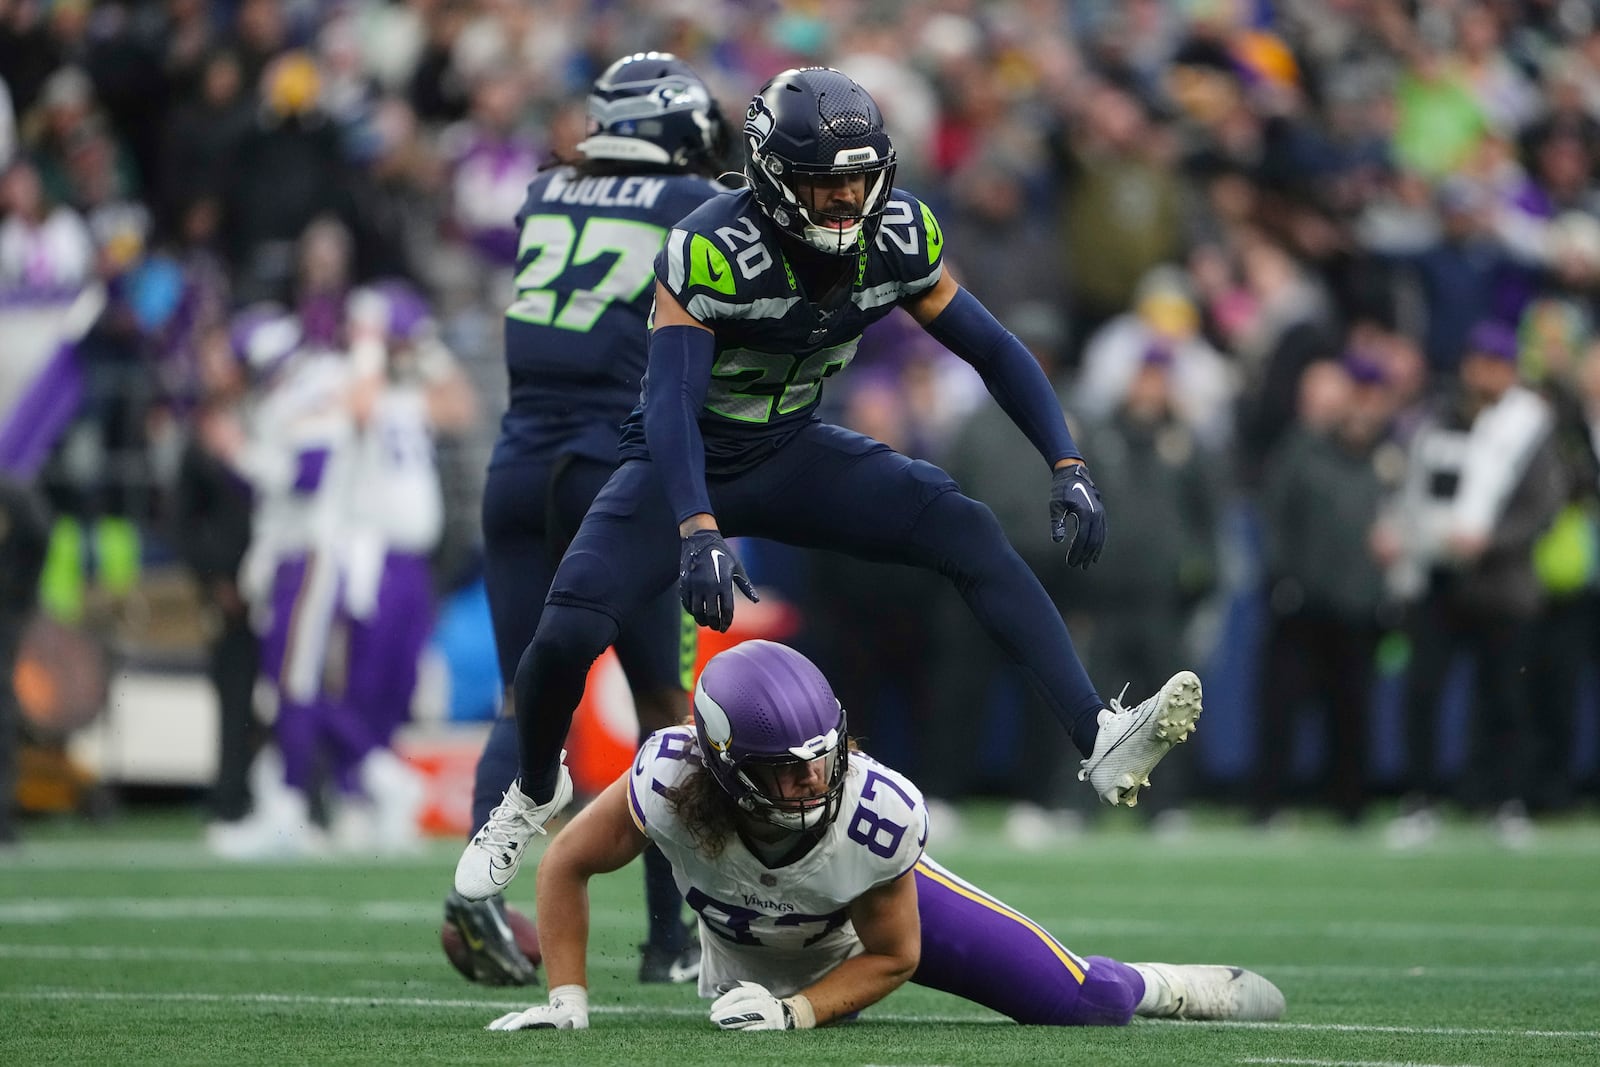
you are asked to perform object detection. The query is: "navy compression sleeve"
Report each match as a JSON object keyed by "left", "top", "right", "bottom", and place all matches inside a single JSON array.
[
  {"left": 642, "top": 324, "right": 717, "bottom": 525},
  {"left": 923, "top": 286, "right": 1081, "bottom": 466}
]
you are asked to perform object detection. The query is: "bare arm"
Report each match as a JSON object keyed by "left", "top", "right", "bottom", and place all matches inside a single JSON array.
[
  {"left": 653, "top": 279, "right": 714, "bottom": 332},
  {"left": 794, "top": 867, "right": 921, "bottom": 1025},
  {"left": 534, "top": 775, "right": 651, "bottom": 991},
  {"left": 902, "top": 267, "right": 960, "bottom": 326}
]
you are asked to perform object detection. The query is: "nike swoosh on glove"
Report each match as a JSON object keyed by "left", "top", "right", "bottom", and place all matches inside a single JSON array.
[
  {"left": 679, "top": 529, "right": 758, "bottom": 632},
  {"left": 485, "top": 984, "right": 589, "bottom": 1030},
  {"left": 709, "top": 981, "right": 799, "bottom": 1030},
  {"left": 1049, "top": 463, "right": 1107, "bottom": 570}
]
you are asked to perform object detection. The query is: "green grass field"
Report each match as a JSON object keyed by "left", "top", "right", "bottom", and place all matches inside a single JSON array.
[{"left": 2, "top": 807, "right": 1598, "bottom": 1066}]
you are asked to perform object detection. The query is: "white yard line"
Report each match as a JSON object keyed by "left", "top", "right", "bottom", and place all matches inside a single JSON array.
[
  {"left": 0, "top": 841, "right": 462, "bottom": 869},
  {"left": 9, "top": 830, "right": 1600, "bottom": 871},
  {"left": 2, "top": 897, "right": 1596, "bottom": 947},
  {"left": 1, "top": 988, "right": 1598, "bottom": 1040},
  {"left": 1172, "top": 1019, "right": 1600, "bottom": 1039},
  {"left": 1239, "top": 1059, "right": 1482, "bottom": 1067},
  {"left": 1245, "top": 963, "right": 1600, "bottom": 980},
  {"left": 1039, "top": 917, "right": 1600, "bottom": 944},
  {"left": 2, "top": 944, "right": 1593, "bottom": 983},
  {"left": 0, "top": 898, "right": 441, "bottom": 923},
  {"left": 0, "top": 944, "right": 441, "bottom": 966}
]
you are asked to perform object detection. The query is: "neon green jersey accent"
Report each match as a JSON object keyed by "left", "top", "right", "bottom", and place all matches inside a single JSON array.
[
  {"left": 689, "top": 233, "right": 737, "bottom": 295},
  {"left": 678, "top": 610, "right": 698, "bottom": 691},
  {"left": 921, "top": 201, "right": 944, "bottom": 265}
]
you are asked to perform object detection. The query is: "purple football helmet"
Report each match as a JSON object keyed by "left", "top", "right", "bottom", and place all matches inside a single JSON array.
[
  {"left": 349, "top": 278, "right": 434, "bottom": 344},
  {"left": 229, "top": 302, "right": 302, "bottom": 378},
  {"left": 692, "top": 640, "right": 848, "bottom": 832}
]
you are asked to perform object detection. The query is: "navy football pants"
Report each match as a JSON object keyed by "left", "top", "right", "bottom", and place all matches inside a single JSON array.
[
  {"left": 477, "top": 455, "right": 688, "bottom": 827},
  {"left": 515, "top": 422, "right": 1104, "bottom": 801}
]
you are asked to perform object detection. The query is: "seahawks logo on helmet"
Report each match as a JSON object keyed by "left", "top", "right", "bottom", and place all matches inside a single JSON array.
[
  {"left": 652, "top": 82, "right": 692, "bottom": 107},
  {"left": 745, "top": 96, "right": 776, "bottom": 154}
]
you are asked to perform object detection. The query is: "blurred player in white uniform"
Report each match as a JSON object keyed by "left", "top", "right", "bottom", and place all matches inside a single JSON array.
[
  {"left": 331, "top": 280, "right": 474, "bottom": 851},
  {"left": 209, "top": 298, "right": 450, "bottom": 858},
  {"left": 485, "top": 641, "right": 1284, "bottom": 1032},
  {"left": 208, "top": 304, "right": 363, "bottom": 856}
]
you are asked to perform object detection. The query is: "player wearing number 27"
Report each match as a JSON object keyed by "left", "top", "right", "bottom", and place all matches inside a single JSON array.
[
  {"left": 443, "top": 53, "right": 728, "bottom": 986},
  {"left": 456, "top": 67, "right": 1205, "bottom": 902},
  {"left": 485, "top": 640, "right": 1283, "bottom": 1031}
]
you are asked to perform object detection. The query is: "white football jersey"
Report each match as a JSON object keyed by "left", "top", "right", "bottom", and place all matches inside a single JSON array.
[
  {"left": 238, "top": 349, "right": 356, "bottom": 581},
  {"left": 628, "top": 726, "right": 928, "bottom": 999},
  {"left": 349, "top": 383, "right": 444, "bottom": 554}
]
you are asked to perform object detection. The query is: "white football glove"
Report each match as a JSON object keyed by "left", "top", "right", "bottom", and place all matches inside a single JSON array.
[
  {"left": 486, "top": 984, "right": 589, "bottom": 1031},
  {"left": 708, "top": 981, "right": 815, "bottom": 1030}
]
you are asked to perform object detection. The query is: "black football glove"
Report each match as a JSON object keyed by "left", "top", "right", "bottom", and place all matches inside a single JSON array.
[
  {"left": 679, "top": 529, "right": 758, "bottom": 632},
  {"left": 1049, "top": 463, "right": 1106, "bottom": 570}
]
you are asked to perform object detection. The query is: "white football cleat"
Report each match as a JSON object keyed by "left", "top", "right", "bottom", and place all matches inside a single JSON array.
[
  {"left": 1131, "top": 962, "right": 1286, "bottom": 1021},
  {"left": 1384, "top": 805, "right": 1440, "bottom": 852},
  {"left": 1079, "top": 671, "right": 1201, "bottom": 807},
  {"left": 358, "top": 748, "right": 426, "bottom": 855},
  {"left": 205, "top": 790, "right": 328, "bottom": 861},
  {"left": 454, "top": 763, "right": 574, "bottom": 900}
]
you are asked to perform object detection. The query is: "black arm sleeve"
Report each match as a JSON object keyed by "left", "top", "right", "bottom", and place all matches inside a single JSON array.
[
  {"left": 642, "top": 324, "right": 717, "bottom": 525},
  {"left": 923, "top": 286, "right": 1081, "bottom": 467}
]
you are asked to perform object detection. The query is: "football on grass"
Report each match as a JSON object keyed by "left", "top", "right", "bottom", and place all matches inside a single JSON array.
[{"left": 440, "top": 904, "right": 541, "bottom": 981}]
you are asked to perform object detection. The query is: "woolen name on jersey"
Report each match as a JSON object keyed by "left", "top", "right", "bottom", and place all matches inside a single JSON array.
[{"left": 541, "top": 174, "right": 670, "bottom": 209}]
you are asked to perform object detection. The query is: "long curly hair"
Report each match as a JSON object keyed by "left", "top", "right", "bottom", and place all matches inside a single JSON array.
[
  {"left": 663, "top": 758, "right": 741, "bottom": 858},
  {"left": 663, "top": 733, "right": 859, "bottom": 857}
]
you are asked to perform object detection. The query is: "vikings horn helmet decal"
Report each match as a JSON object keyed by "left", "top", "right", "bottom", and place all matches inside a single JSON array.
[{"left": 691, "top": 641, "right": 849, "bottom": 831}]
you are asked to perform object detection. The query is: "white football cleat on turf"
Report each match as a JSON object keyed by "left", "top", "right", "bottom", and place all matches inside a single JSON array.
[
  {"left": 206, "top": 789, "right": 328, "bottom": 861},
  {"left": 1079, "top": 671, "right": 1202, "bottom": 807},
  {"left": 454, "top": 761, "right": 574, "bottom": 901},
  {"left": 358, "top": 748, "right": 426, "bottom": 855},
  {"left": 1131, "top": 962, "right": 1286, "bottom": 1021}
]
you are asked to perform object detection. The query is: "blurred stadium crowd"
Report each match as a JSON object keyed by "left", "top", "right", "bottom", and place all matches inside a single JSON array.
[{"left": 3, "top": 0, "right": 1600, "bottom": 853}]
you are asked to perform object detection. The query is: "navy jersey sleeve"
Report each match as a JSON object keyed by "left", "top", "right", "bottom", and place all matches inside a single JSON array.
[
  {"left": 870, "top": 189, "right": 945, "bottom": 299},
  {"left": 653, "top": 212, "right": 767, "bottom": 325}
]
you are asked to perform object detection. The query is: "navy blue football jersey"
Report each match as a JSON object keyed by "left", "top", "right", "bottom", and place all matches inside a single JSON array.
[
  {"left": 493, "top": 167, "right": 723, "bottom": 467},
  {"left": 617, "top": 187, "right": 945, "bottom": 473}
]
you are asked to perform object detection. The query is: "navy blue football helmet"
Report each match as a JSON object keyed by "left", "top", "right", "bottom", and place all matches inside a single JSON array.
[
  {"left": 692, "top": 641, "right": 849, "bottom": 832},
  {"left": 576, "top": 51, "right": 726, "bottom": 171},
  {"left": 743, "top": 67, "right": 897, "bottom": 256}
]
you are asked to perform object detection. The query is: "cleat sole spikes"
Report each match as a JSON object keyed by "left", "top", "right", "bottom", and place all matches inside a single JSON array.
[{"left": 1081, "top": 671, "right": 1203, "bottom": 808}]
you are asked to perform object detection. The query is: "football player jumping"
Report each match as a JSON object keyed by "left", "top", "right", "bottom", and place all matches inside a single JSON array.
[
  {"left": 484, "top": 641, "right": 1283, "bottom": 1031},
  {"left": 456, "top": 67, "right": 1204, "bottom": 903}
]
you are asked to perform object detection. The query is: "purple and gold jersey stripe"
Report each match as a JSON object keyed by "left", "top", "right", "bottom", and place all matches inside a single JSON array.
[
  {"left": 626, "top": 775, "right": 648, "bottom": 834},
  {"left": 914, "top": 857, "right": 1088, "bottom": 983}
]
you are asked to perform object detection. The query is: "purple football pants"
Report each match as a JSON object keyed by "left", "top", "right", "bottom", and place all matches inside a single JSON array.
[
  {"left": 912, "top": 857, "right": 1143, "bottom": 1026},
  {"left": 344, "top": 551, "right": 434, "bottom": 746},
  {"left": 259, "top": 554, "right": 380, "bottom": 792}
]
